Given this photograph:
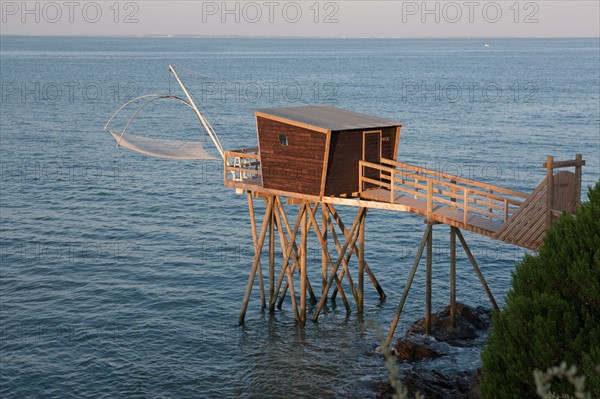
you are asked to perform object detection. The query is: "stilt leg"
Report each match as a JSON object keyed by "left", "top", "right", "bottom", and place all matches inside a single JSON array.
[
  {"left": 247, "top": 193, "right": 266, "bottom": 309},
  {"left": 313, "top": 208, "right": 365, "bottom": 321},
  {"left": 328, "top": 217, "right": 355, "bottom": 301},
  {"left": 321, "top": 203, "right": 328, "bottom": 291},
  {"left": 305, "top": 203, "right": 352, "bottom": 315},
  {"left": 269, "top": 197, "right": 275, "bottom": 306},
  {"left": 425, "top": 223, "right": 433, "bottom": 335},
  {"left": 358, "top": 208, "right": 365, "bottom": 314},
  {"left": 273, "top": 199, "right": 317, "bottom": 308},
  {"left": 300, "top": 204, "right": 308, "bottom": 324},
  {"left": 385, "top": 224, "right": 431, "bottom": 346},
  {"left": 269, "top": 199, "right": 303, "bottom": 310},
  {"left": 239, "top": 197, "right": 274, "bottom": 324},
  {"left": 449, "top": 226, "right": 457, "bottom": 330},
  {"left": 327, "top": 204, "right": 385, "bottom": 300},
  {"left": 456, "top": 229, "right": 499, "bottom": 312}
]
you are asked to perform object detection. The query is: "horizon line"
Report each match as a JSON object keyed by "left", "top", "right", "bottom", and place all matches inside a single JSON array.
[{"left": 2, "top": 34, "right": 599, "bottom": 40}]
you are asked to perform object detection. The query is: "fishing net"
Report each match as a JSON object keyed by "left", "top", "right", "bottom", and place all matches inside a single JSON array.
[
  {"left": 109, "top": 130, "right": 217, "bottom": 160},
  {"left": 105, "top": 90, "right": 223, "bottom": 160}
]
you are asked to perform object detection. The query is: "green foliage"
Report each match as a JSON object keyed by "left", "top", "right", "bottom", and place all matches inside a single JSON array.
[{"left": 481, "top": 182, "right": 600, "bottom": 398}]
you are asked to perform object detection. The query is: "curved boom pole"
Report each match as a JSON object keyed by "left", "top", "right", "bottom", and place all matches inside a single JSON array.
[{"left": 169, "top": 65, "right": 225, "bottom": 160}]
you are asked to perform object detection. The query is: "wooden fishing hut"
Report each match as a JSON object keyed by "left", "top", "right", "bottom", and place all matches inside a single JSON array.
[
  {"left": 255, "top": 105, "right": 401, "bottom": 196},
  {"left": 223, "top": 105, "right": 585, "bottom": 346}
]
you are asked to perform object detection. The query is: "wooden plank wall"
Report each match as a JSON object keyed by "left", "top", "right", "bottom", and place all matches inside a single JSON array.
[{"left": 257, "top": 116, "right": 327, "bottom": 195}]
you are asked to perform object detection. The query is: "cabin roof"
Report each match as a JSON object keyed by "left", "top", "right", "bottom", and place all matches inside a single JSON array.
[{"left": 254, "top": 105, "right": 402, "bottom": 133}]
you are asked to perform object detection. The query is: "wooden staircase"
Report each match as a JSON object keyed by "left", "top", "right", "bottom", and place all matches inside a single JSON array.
[{"left": 359, "top": 155, "right": 585, "bottom": 251}]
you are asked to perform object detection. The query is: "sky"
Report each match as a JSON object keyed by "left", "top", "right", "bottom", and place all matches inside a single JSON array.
[{"left": 0, "top": 1, "right": 599, "bottom": 38}]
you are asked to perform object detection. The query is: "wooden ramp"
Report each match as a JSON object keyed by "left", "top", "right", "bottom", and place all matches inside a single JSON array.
[
  {"left": 358, "top": 157, "right": 584, "bottom": 251},
  {"left": 494, "top": 171, "right": 579, "bottom": 250}
]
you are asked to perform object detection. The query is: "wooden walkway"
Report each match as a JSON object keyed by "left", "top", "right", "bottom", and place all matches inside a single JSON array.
[
  {"left": 359, "top": 188, "right": 503, "bottom": 236},
  {"left": 225, "top": 150, "right": 584, "bottom": 251}
]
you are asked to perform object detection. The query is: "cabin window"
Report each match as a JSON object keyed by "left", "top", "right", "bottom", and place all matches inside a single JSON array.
[{"left": 279, "top": 134, "right": 289, "bottom": 146}]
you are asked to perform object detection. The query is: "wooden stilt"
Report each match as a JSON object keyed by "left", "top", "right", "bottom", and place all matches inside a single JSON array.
[
  {"left": 385, "top": 224, "right": 430, "bottom": 346},
  {"left": 269, "top": 196, "right": 275, "bottom": 306},
  {"left": 273, "top": 198, "right": 317, "bottom": 308},
  {"left": 449, "top": 226, "right": 457, "bottom": 330},
  {"left": 300, "top": 204, "right": 308, "bottom": 324},
  {"left": 283, "top": 204, "right": 304, "bottom": 322},
  {"left": 304, "top": 203, "right": 352, "bottom": 314},
  {"left": 327, "top": 204, "right": 385, "bottom": 300},
  {"left": 456, "top": 229, "right": 500, "bottom": 312},
  {"left": 269, "top": 198, "right": 304, "bottom": 317},
  {"left": 327, "top": 208, "right": 370, "bottom": 305},
  {"left": 239, "top": 197, "right": 274, "bottom": 324},
  {"left": 313, "top": 208, "right": 365, "bottom": 321},
  {"left": 358, "top": 207, "right": 365, "bottom": 314},
  {"left": 328, "top": 216, "right": 355, "bottom": 301},
  {"left": 247, "top": 193, "right": 267, "bottom": 309},
  {"left": 321, "top": 203, "right": 328, "bottom": 291},
  {"left": 425, "top": 223, "right": 433, "bottom": 335}
]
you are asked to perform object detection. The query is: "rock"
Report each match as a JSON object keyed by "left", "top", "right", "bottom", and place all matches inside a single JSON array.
[
  {"left": 392, "top": 335, "right": 447, "bottom": 361},
  {"left": 403, "top": 368, "right": 481, "bottom": 399},
  {"left": 375, "top": 304, "right": 490, "bottom": 399},
  {"left": 406, "top": 303, "right": 491, "bottom": 347}
]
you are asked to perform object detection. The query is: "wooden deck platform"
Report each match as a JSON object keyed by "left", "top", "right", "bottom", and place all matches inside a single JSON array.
[
  {"left": 359, "top": 187, "right": 503, "bottom": 237},
  {"left": 224, "top": 150, "right": 584, "bottom": 251}
]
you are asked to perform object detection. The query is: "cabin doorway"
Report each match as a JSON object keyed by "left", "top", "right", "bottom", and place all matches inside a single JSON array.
[{"left": 362, "top": 130, "right": 382, "bottom": 188}]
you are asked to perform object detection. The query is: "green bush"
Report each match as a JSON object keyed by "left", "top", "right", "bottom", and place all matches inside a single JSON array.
[{"left": 481, "top": 182, "right": 600, "bottom": 398}]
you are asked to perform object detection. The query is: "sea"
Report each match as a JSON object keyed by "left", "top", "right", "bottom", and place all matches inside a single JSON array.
[{"left": 1, "top": 36, "right": 598, "bottom": 398}]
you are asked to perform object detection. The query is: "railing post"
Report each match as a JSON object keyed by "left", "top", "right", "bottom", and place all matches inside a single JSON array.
[
  {"left": 463, "top": 189, "right": 468, "bottom": 225},
  {"left": 574, "top": 153, "right": 582, "bottom": 208},
  {"left": 427, "top": 180, "right": 433, "bottom": 222},
  {"left": 223, "top": 154, "right": 228, "bottom": 183},
  {"left": 488, "top": 190, "right": 493, "bottom": 220},
  {"left": 358, "top": 162, "right": 363, "bottom": 193},
  {"left": 546, "top": 155, "right": 554, "bottom": 226},
  {"left": 414, "top": 174, "right": 419, "bottom": 199},
  {"left": 503, "top": 198, "right": 509, "bottom": 222},
  {"left": 450, "top": 180, "right": 456, "bottom": 210},
  {"left": 390, "top": 170, "right": 395, "bottom": 203}
]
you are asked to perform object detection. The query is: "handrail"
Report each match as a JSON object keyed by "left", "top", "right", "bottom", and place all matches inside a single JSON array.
[
  {"left": 224, "top": 149, "right": 262, "bottom": 183},
  {"left": 380, "top": 158, "right": 529, "bottom": 199},
  {"left": 359, "top": 159, "right": 524, "bottom": 225}
]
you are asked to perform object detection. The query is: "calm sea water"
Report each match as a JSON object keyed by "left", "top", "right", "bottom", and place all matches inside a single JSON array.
[{"left": 1, "top": 36, "right": 598, "bottom": 398}]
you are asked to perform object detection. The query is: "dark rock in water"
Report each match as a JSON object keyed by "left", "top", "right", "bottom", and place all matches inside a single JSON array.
[
  {"left": 376, "top": 368, "right": 482, "bottom": 399},
  {"left": 402, "top": 368, "right": 481, "bottom": 399},
  {"left": 406, "top": 303, "right": 491, "bottom": 347},
  {"left": 376, "top": 304, "right": 489, "bottom": 399},
  {"left": 392, "top": 335, "right": 448, "bottom": 361}
]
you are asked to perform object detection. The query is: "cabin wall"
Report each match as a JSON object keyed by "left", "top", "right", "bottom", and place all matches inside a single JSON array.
[
  {"left": 256, "top": 116, "right": 326, "bottom": 195},
  {"left": 324, "top": 127, "right": 399, "bottom": 196}
]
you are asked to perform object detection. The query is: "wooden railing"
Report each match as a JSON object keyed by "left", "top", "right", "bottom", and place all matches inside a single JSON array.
[
  {"left": 224, "top": 148, "right": 261, "bottom": 183},
  {"left": 359, "top": 158, "right": 529, "bottom": 224}
]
